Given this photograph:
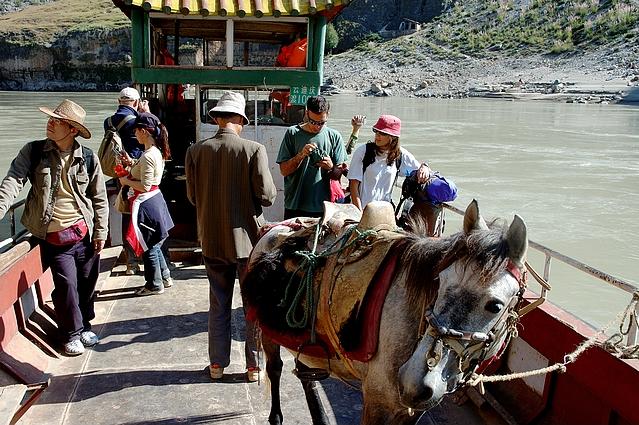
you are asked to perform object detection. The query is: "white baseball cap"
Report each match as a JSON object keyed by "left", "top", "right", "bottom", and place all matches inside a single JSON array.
[{"left": 118, "top": 87, "right": 140, "bottom": 101}]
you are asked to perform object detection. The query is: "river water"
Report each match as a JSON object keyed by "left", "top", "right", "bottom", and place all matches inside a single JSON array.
[{"left": 0, "top": 90, "right": 637, "bottom": 328}]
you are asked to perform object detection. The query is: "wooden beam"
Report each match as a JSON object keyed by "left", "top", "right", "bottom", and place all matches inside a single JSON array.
[
  {"left": 254, "top": 0, "right": 265, "bottom": 18},
  {"left": 200, "top": 0, "right": 210, "bottom": 16},
  {"left": 162, "top": 0, "right": 172, "bottom": 14},
  {"left": 132, "top": 67, "right": 321, "bottom": 87},
  {"left": 180, "top": 0, "right": 190, "bottom": 15}
]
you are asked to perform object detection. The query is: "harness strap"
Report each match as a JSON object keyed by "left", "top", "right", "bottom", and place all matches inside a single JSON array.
[{"left": 506, "top": 259, "right": 527, "bottom": 288}]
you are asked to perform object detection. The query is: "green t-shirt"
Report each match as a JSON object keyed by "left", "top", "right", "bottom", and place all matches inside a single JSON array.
[{"left": 276, "top": 125, "right": 347, "bottom": 213}]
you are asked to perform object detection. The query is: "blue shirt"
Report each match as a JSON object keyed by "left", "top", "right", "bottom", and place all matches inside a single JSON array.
[{"left": 103, "top": 105, "right": 143, "bottom": 159}]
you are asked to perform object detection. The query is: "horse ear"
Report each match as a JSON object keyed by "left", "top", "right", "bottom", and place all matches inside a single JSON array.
[
  {"left": 507, "top": 214, "right": 528, "bottom": 268},
  {"left": 463, "top": 199, "right": 489, "bottom": 234}
]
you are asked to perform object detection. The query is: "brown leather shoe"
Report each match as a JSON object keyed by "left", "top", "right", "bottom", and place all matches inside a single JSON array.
[
  {"left": 247, "top": 367, "right": 260, "bottom": 382},
  {"left": 209, "top": 364, "right": 224, "bottom": 379}
]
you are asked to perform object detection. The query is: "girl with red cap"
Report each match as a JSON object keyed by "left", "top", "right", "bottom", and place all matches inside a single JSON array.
[{"left": 348, "top": 114, "right": 431, "bottom": 210}]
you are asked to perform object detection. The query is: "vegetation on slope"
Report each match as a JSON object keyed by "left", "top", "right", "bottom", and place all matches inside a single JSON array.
[
  {"left": 342, "top": 0, "right": 638, "bottom": 60},
  {"left": 0, "top": 0, "right": 128, "bottom": 45},
  {"left": 429, "top": 0, "right": 639, "bottom": 55}
]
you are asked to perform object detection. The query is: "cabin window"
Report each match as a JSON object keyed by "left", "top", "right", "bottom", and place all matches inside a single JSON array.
[
  {"left": 148, "top": 15, "right": 308, "bottom": 69},
  {"left": 200, "top": 87, "right": 304, "bottom": 126}
]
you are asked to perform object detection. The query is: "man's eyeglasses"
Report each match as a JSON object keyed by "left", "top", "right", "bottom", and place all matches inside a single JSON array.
[
  {"left": 48, "top": 117, "right": 63, "bottom": 125},
  {"left": 307, "top": 117, "right": 327, "bottom": 127}
]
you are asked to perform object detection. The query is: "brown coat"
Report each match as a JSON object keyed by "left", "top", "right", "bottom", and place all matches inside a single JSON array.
[{"left": 185, "top": 128, "right": 277, "bottom": 260}]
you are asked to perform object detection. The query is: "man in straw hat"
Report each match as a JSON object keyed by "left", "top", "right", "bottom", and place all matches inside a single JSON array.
[
  {"left": 185, "top": 91, "right": 276, "bottom": 382},
  {"left": 0, "top": 99, "right": 109, "bottom": 356}
]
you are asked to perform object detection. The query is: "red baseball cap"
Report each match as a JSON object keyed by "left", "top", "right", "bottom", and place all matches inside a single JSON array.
[{"left": 372, "top": 114, "right": 401, "bottom": 137}]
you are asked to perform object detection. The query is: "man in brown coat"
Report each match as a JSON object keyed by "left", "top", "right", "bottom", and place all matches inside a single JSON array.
[{"left": 185, "top": 91, "right": 277, "bottom": 382}]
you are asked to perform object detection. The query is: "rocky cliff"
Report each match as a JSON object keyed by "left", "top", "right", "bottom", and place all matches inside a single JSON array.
[
  {"left": 1, "top": 28, "right": 131, "bottom": 91},
  {"left": 0, "top": 0, "right": 130, "bottom": 90}
]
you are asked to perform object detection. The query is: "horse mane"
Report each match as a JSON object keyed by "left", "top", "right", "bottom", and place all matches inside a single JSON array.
[{"left": 400, "top": 217, "right": 513, "bottom": 314}]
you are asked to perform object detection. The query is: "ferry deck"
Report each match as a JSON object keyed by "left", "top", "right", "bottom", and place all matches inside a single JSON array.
[{"left": 12, "top": 248, "right": 503, "bottom": 425}]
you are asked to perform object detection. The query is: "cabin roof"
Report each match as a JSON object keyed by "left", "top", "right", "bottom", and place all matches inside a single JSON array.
[{"left": 114, "top": 0, "right": 350, "bottom": 19}]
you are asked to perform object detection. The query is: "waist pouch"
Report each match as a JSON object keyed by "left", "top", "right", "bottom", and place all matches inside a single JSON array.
[{"left": 45, "top": 220, "right": 88, "bottom": 246}]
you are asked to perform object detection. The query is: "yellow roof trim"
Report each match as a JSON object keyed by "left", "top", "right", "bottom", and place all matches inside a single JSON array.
[{"left": 127, "top": 0, "right": 349, "bottom": 17}]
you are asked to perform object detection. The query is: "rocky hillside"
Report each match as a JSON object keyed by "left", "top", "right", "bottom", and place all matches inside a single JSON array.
[
  {"left": 327, "top": 0, "right": 639, "bottom": 101},
  {"left": 0, "top": 0, "right": 637, "bottom": 99},
  {"left": 0, "top": 0, "right": 53, "bottom": 15},
  {"left": 0, "top": 0, "right": 130, "bottom": 90}
]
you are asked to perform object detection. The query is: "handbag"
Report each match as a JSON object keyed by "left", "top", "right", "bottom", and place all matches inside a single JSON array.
[
  {"left": 115, "top": 186, "right": 131, "bottom": 214},
  {"left": 45, "top": 220, "right": 88, "bottom": 246}
]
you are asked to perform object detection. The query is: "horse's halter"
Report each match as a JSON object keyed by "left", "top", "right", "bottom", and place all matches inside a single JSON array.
[{"left": 419, "top": 259, "right": 528, "bottom": 392}]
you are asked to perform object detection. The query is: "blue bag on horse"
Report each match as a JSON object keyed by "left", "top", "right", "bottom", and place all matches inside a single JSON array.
[{"left": 425, "top": 173, "right": 457, "bottom": 204}]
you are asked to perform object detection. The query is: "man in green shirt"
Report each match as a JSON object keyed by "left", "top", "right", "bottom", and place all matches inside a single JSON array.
[{"left": 276, "top": 95, "right": 348, "bottom": 219}]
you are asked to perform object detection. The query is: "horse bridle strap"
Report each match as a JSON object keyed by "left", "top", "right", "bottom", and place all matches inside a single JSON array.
[
  {"left": 423, "top": 287, "right": 521, "bottom": 381},
  {"left": 506, "top": 260, "right": 527, "bottom": 288}
]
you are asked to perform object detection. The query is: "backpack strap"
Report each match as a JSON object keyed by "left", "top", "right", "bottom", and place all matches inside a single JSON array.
[
  {"left": 362, "top": 142, "right": 377, "bottom": 174},
  {"left": 81, "top": 146, "right": 95, "bottom": 176},
  {"left": 391, "top": 153, "right": 403, "bottom": 191},
  {"left": 28, "top": 139, "right": 47, "bottom": 181},
  {"left": 108, "top": 113, "right": 135, "bottom": 132},
  {"left": 30, "top": 139, "right": 95, "bottom": 181}
]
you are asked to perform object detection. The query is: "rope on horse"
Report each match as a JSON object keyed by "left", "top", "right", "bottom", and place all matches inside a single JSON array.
[
  {"left": 282, "top": 224, "right": 377, "bottom": 331},
  {"left": 468, "top": 290, "right": 639, "bottom": 390}
]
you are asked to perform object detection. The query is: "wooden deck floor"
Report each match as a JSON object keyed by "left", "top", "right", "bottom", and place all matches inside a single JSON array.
[{"left": 17, "top": 258, "right": 502, "bottom": 425}]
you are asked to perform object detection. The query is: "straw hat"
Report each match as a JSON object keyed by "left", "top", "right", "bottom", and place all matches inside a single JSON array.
[
  {"left": 208, "top": 91, "right": 249, "bottom": 125},
  {"left": 39, "top": 99, "right": 91, "bottom": 139},
  {"left": 357, "top": 201, "right": 397, "bottom": 231}
]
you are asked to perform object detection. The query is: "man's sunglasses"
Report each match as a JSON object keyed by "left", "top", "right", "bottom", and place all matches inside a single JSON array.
[{"left": 307, "top": 116, "right": 327, "bottom": 127}]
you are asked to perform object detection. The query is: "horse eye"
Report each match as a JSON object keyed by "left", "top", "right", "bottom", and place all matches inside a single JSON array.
[{"left": 485, "top": 300, "right": 504, "bottom": 314}]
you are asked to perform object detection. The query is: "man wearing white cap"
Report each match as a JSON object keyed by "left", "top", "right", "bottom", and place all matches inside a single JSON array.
[
  {"left": 186, "top": 91, "right": 276, "bottom": 383},
  {"left": 104, "top": 87, "right": 149, "bottom": 275},
  {"left": 103, "top": 87, "right": 150, "bottom": 161}
]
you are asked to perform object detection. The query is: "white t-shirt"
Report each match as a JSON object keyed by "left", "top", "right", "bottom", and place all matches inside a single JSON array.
[{"left": 348, "top": 144, "right": 422, "bottom": 208}]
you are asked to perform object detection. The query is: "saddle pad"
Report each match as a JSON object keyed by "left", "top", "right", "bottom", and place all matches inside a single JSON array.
[
  {"left": 247, "top": 306, "right": 337, "bottom": 358},
  {"left": 344, "top": 253, "right": 399, "bottom": 362},
  {"left": 317, "top": 230, "right": 403, "bottom": 362}
]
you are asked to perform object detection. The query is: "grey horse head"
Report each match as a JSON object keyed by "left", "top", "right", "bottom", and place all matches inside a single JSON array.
[{"left": 398, "top": 200, "right": 528, "bottom": 411}]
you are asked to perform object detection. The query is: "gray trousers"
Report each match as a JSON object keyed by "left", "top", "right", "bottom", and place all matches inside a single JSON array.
[{"left": 203, "top": 256, "right": 258, "bottom": 369}]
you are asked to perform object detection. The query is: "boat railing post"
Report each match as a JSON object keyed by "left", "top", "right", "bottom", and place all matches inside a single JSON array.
[
  {"left": 226, "top": 19, "right": 234, "bottom": 68},
  {"left": 195, "top": 84, "right": 201, "bottom": 142},
  {"left": 628, "top": 303, "right": 638, "bottom": 346},
  {"left": 254, "top": 86, "right": 260, "bottom": 142},
  {"left": 9, "top": 205, "right": 16, "bottom": 237},
  {"left": 543, "top": 254, "right": 552, "bottom": 285}
]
